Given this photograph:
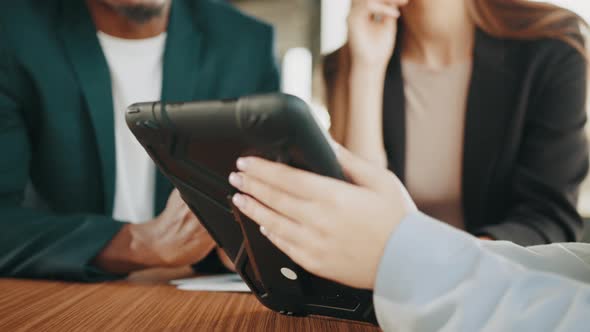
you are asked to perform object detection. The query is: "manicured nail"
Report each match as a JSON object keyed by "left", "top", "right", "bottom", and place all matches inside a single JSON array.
[
  {"left": 260, "top": 226, "right": 269, "bottom": 236},
  {"left": 232, "top": 194, "right": 246, "bottom": 208},
  {"left": 237, "top": 158, "right": 250, "bottom": 171},
  {"left": 229, "top": 172, "right": 243, "bottom": 188}
]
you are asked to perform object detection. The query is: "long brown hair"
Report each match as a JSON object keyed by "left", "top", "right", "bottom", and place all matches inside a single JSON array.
[{"left": 324, "top": 0, "right": 588, "bottom": 143}]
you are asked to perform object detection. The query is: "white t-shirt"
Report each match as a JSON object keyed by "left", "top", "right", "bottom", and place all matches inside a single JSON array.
[{"left": 97, "top": 31, "right": 167, "bottom": 223}]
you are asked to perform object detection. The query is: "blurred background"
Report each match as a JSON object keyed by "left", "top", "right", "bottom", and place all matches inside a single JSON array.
[{"left": 230, "top": 0, "right": 590, "bottom": 240}]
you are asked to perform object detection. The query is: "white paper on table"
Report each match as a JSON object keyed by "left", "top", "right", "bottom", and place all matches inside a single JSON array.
[{"left": 171, "top": 274, "right": 251, "bottom": 293}]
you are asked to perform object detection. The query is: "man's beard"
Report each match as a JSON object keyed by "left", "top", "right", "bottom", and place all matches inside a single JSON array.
[{"left": 110, "top": 3, "right": 167, "bottom": 24}]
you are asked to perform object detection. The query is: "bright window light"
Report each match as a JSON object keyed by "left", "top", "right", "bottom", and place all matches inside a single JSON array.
[
  {"left": 533, "top": 1, "right": 590, "bottom": 22},
  {"left": 282, "top": 47, "right": 313, "bottom": 103},
  {"left": 321, "top": 0, "right": 351, "bottom": 54}
]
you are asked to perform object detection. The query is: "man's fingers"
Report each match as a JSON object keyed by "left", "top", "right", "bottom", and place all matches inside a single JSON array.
[
  {"left": 166, "top": 189, "right": 183, "bottom": 208},
  {"left": 232, "top": 193, "right": 305, "bottom": 247},
  {"left": 184, "top": 239, "right": 216, "bottom": 260},
  {"left": 179, "top": 212, "right": 213, "bottom": 241},
  {"left": 234, "top": 157, "right": 345, "bottom": 202}
]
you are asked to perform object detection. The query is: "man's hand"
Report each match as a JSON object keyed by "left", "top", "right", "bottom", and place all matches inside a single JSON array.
[
  {"left": 94, "top": 190, "right": 216, "bottom": 274},
  {"left": 229, "top": 146, "right": 417, "bottom": 290},
  {"left": 217, "top": 247, "right": 236, "bottom": 272}
]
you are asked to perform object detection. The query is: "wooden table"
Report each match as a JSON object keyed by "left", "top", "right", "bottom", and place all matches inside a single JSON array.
[{"left": 0, "top": 279, "right": 380, "bottom": 331}]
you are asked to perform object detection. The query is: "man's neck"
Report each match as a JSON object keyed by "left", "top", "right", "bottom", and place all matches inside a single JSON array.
[
  {"left": 401, "top": 0, "right": 475, "bottom": 69},
  {"left": 86, "top": 0, "right": 171, "bottom": 39}
]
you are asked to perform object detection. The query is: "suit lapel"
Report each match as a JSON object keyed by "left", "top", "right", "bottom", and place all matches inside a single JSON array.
[
  {"left": 59, "top": 0, "right": 116, "bottom": 214},
  {"left": 383, "top": 29, "right": 407, "bottom": 181},
  {"left": 161, "top": 0, "right": 204, "bottom": 103},
  {"left": 462, "top": 30, "right": 516, "bottom": 228},
  {"left": 155, "top": 0, "right": 205, "bottom": 213},
  {"left": 383, "top": 28, "right": 516, "bottom": 227}
]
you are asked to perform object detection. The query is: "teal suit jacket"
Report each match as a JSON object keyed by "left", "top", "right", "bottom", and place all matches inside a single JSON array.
[{"left": 0, "top": 0, "right": 280, "bottom": 281}]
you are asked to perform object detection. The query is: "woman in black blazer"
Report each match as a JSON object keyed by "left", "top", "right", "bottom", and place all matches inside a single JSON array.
[{"left": 324, "top": 0, "right": 589, "bottom": 246}]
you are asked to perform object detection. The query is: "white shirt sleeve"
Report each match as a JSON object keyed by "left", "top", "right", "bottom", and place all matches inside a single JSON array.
[{"left": 373, "top": 212, "right": 590, "bottom": 332}]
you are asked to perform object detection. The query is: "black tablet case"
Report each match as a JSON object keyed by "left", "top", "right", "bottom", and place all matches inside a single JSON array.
[{"left": 126, "top": 93, "right": 377, "bottom": 324}]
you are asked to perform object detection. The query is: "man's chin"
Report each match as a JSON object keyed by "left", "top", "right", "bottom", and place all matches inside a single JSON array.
[
  {"left": 99, "top": 0, "right": 169, "bottom": 24},
  {"left": 116, "top": 5, "right": 167, "bottom": 24},
  {"left": 100, "top": 0, "right": 168, "bottom": 7}
]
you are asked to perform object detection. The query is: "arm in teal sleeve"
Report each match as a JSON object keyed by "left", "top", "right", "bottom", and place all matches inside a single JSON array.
[
  {"left": 0, "top": 30, "right": 125, "bottom": 282},
  {"left": 256, "top": 25, "right": 281, "bottom": 93}
]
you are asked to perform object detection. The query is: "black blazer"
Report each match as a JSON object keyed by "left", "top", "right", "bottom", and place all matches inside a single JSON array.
[{"left": 383, "top": 29, "right": 589, "bottom": 246}]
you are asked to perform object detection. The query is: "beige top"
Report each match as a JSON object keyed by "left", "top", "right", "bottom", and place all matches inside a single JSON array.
[{"left": 402, "top": 60, "right": 472, "bottom": 230}]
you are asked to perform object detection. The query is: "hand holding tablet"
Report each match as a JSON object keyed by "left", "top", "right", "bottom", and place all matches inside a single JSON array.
[
  {"left": 127, "top": 93, "right": 378, "bottom": 323},
  {"left": 229, "top": 146, "right": 417, "bottom": 290}
]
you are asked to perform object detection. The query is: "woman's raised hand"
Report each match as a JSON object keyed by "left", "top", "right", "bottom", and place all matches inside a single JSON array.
[{"left": 348, "top": 0, "right": 408, "bottom": 70}]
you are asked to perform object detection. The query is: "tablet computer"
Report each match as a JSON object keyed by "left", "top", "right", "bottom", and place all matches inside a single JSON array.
[{"left": 126, "top": 93, "right": 377, "bottom": 324}]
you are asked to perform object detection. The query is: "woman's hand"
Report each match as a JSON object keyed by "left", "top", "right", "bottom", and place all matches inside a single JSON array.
[
  {"left": 228, "top": 146, "right": 417, "bottom": 290},
  {"left": 348, "top": 0, "right": 407, "bottom": 69},
  {"left": 344, "top": 0, "right": 408, "bottom": 166}
]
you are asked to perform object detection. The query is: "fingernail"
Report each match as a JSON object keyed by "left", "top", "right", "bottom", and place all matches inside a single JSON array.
[
  {"left": 260, "top": 226, "right": 269, "bottom": 236},
  {"left": 237, "top": 158, "right": 250, "bottom": 171},
  {"left": 229, "top": 172, "right": 243, "bottom": 188},
  {"left": 232, "top": 194, "right": 245, "bottom": 208}
]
